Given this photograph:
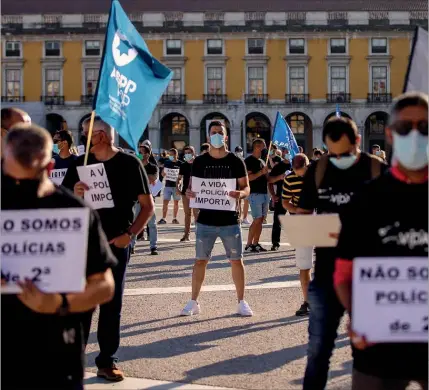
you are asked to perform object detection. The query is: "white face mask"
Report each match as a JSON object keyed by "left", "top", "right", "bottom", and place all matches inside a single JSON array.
[
  {"left": 236, "top": 152, "right": 243, "bottom": 158},
  {"left": 393, "top": 130, "right": 428, "bottom": 170}
]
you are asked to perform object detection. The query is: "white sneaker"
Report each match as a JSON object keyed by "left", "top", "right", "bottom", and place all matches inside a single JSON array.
[
  {"left": 237, "top": 300, "right": 253, "bottom": 316},
  {"left": 180, "top": 300, "right": 201, "bottom": 316},
  {"left": 242, "top": 218, "right": 250, "bottom": 225}
]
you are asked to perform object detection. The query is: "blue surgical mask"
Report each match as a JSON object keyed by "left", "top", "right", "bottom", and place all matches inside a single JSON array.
[
  {"left": 52, "top": 144, "right": 60, "bottom": 154},
  {"left": 169, "top": 155, "right": 175, "bottom": 161},
  {"left": 284, "top": 154, "right": 291, "bottom": 160},
  {"left": 393, "top": 130, "right": 428, "bottom": 170},
  {"left": 210, "top": 133, "right": 225, "bottom": 149},
  {"left": 184, "top": 153, "right": 193, "bottom": 162},
  {"left": 269, "top": 150, "right": 274, "bottom": 156},
  {"left": 329, "top": 155, "right": 357, "bottom": 170}
]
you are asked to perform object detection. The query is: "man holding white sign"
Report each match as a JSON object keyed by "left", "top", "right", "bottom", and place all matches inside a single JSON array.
[
  {"left": 1, "top": 124, "right": 116, "bottom": 390},
  {"left": 63, "top": 117, "right": 153, "bottom": 381},
  {"left": 181, "top": 121, "right": 253, "bottom": 317},
  {"left": 334, "top": 93, "right": 428, "bottom": 389}
]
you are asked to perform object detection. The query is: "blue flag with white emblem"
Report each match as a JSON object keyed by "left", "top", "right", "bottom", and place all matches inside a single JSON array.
[
  {"left": 93, "top": 0, "right": 173, "bottom": 151},
  {"left": 272, "top": 112, "right": 300, "bottom": 158}
]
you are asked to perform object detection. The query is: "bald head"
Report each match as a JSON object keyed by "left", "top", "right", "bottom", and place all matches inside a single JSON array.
[{"left": 1, "top": 108, "right": 31, "bottom": 131}]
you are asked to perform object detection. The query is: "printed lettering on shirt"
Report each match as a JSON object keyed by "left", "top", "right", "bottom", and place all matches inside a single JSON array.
[
  {"left": 317, "top": 187, "right": 353, "bottom": 206},
  {"left": 378, "top": 222, "right": 428, "bottom": 251}
]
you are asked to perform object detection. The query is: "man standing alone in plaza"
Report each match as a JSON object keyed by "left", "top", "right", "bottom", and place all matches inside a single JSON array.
[
  {"left": 181, "top": 121, "right": 253, "bottom": 317},
  {"left": 245, "top": 139, "right": 269, "bottom": 252},
  {"left": 62, "top": 117, "right": 154, "bottom": 381}
]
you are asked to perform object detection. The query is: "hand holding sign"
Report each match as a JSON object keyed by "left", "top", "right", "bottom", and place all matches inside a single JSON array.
[
  {"left": 74, "top": 181, "right": 90, "bottom": 198},
  {"left": 17, "top": 279, "right": 62, "bottom": 314},
  {"left": 229, "top": 190, "right": 241, "bottom": 200}
]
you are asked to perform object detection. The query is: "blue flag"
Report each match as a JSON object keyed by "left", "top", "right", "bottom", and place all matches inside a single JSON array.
[
  {"left": 271, "top": 112, "right": 300, "bottom": 158},
  {"left": 93, "top": 0, "right": 173, "bottom": 151},
  {"left": 335, "top": 103, "right": 341, "bottom": 118}
]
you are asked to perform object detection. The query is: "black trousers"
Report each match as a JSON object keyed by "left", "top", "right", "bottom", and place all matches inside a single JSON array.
[
  {"left": 82, "top": 245, "right": 130, "bottom": 368},
  {"left": 271, "top": 201, "right": 287, "bottom": 246}
]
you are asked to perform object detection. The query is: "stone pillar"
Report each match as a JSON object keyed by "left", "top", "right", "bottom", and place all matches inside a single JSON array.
[
  {"left": 189, "top": 126, "right": 200, "bottom": 149},
  {"left": 148, "top": 126, "right": 160, "bottom": 153},
  {"left": 230, "top": 127, "right": 241, "bottom": 152},
  {"left": 312, "top": 126, "right": 323, "bottom": 149}
]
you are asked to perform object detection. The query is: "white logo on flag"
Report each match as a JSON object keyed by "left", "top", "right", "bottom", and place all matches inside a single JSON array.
[{"left": 112, "top": 31, "right": 138, "bottom": 67}]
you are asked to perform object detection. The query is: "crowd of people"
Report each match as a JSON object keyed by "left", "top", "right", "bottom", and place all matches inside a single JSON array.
[{"left": 1, "top": 91, "right": 427, "bottom": 390}]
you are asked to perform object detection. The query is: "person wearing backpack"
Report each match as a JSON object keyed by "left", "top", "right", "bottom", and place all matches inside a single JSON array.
[{"left": 297, "top": 116, "right": 387, "bottom": 390}]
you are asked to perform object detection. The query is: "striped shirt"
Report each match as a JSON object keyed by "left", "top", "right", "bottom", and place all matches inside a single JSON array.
[{"left": 282, "top": 171, "right": 304, "bottom": 207}]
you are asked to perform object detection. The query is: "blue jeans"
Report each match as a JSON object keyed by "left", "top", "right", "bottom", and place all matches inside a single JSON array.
[
  {"left": 303, "top": 280, "right": 345, "bottom": 390},
  {"left": 248, "top": 193, "right": 269, "bottom": 219},
  {"left": 131, "top": 204, "right": 158, "bottom": 250}
]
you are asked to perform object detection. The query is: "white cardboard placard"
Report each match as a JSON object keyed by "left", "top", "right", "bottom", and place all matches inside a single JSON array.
[
  {"left": 164, "top": 167, "right": 180, "bottom": 182},
  {"left": 189, "top": 177, "right": 236, "bottom": 211},
  {"left": 49, "top": 168, "right": 68, "bottom": 185}
]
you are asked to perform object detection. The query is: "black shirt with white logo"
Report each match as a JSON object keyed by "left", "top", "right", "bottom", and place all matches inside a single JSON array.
[
  {"left": 245, "top": 155, "right": 268, "bottom": 194},
  {"left": 336, "top": 171, "right": 428, "bottom": 380},
  {"left": 179, "top": 162, "right": 192, "bottom": 195},
  {"left": 298, "top": 152, "right": 387, "bottom": 285},
  {"left": 1, "top": 172, "right": 117, "bottom": 389},
  {"left": 163, "top": 159, "right": 183, "bottom": 188},
  {"left": 62, "top": 151, "right": 151, "bottom": 240},
  {"left": 191, "top": 152, "right": 247, "bottom": 226}
]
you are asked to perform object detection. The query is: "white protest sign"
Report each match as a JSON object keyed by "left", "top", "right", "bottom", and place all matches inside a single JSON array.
[
  {"left": 49, "top": 168, "right": 68, "bottom": 185},
  {"left": 190, "top": 177, "right": 236, "bottom": 211},
  {"left": 77, "top": 145, "right": 85, "bottom": 156},
  {"left": 1, "top": 208, "right": 90, "bottom": 293},
  {"left": 352, "top": 257, "right": 428, "bottom": 343},
  {"left": 77, "top": 163, "right": 114, "bottom": 210},
  {"left": 164, "top": 167, "right": 180, "bottom": 182},
  {"left": 151, "top": 180, "right": 163, "bottom": 196}
]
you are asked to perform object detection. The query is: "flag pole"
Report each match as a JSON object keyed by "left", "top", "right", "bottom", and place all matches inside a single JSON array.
[{"left": 83, "top": 110, "right": 96, "bottom": 166}]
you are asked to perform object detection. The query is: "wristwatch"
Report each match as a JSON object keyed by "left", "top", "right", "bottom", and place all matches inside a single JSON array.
[
  {"left": 126, "top": 229, "right": 137, "bottom": 242},
  {"left": 57, "top": 293, "right": 70, "bottom": 316}
]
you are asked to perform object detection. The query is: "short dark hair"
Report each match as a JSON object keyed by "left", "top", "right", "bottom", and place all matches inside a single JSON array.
[
  {"left": 200, "top": 143, "right": 210, "bottom": 152},
  {"left": 169, "top": 148, "right": 178, "bottom": 155},
  {"left": 292, "top": 153, "right": 309, "bottom": 170},
  {"left": 271, "top": 144, "right": 278, "bottom": 150},
  {"left": 372, "top": 144, "right": 381, "bottom": 150},
  {"left": 322, "top": 117, "right": 359, "bottom": 145},
  {"left": 184, "top": 145, "right": 195, "bottom": 154},
  {"left": 252, "top": 138, "right": 266, "bottom": 147},
  {"left": 56, "top": 130, "right": 74, "bottom": 147},
  {"left": 389, "top": 92, "right": 428, "bottom": 122},
  {"left": 235, "top": 145, "right": 243, "bottom": 152},
  {"left": 208, "top": 120, "right": 225, "bottom": 133},
  {"left": 314, "top": 149, "right": 323, "bottom": 157}
]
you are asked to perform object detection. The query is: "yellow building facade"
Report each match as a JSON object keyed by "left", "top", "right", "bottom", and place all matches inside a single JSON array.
[{"left": 1, "top": 4, "right": 427, "bottom": 152}]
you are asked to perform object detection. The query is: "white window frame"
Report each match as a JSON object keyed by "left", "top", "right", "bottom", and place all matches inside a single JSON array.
[
  {"left": 165, "top": 67, "right": 184, "bottom": 95},
  {"left": 83, "top": 40, "right": 102, "bottom": 57},
  {"left": 287, "top": 38, "right": 306, "bottom": 55},
  {"left": 328, "top": 65, "right": 349, "bottom": 94},
  {"left": 2, "top": 68, "right": 23, "bottom": 98},
  {"left": 204, "top": 65, "right": 225, "bottom": 95},
  {"left": 42, "top": 67, "right": 63, "bottom": 96},
  {"left": 246, "top": 38, "right": 265, "bottom": 55},
  {"left": 287, "top": 65, "right": 308, "bottom": 95},
  {"left": 205, "top": 39, "right": 224, "bottom": 56},
  {"left": 44, "top": 40, "right": 62, "bottom": 58},
  {"left": 83, "top": 67, "right": 99, "bottom": 96},
  {"left": 4, "top": 41, "right": 22, "bottom": 58},
  {"left": 369, "top": 64, "right": 390, "bottom": 94},
  {"left": 369, "top": 37, "right": 389, "bottom": 55},
  {"left": 164, "top": 39, "right": 183, "bottom": 56},
  {"left": 246, "top": 65, "right": 267, "bottom": 94},
  {"left": 328, "top": 38, "right": 348, "bottom": 55}
]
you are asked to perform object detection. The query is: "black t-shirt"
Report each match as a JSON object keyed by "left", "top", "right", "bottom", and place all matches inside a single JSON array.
[
  {"left": 337, "top": 171, "right": 428, "bottom": 379},
  {"left": 268, "top": 155, "right": 282, "bottom": 170},
  {"left": 179, "top": 162, "right": 192, "bottom": 195},
  {"left": 144, "top": 161, "right": 159, "bottom": 180},
  {"left": 245, "top": 155, "right": 268, "bottom": 194},
  {"left": 298, "top": 152, "right": 387, "bottom": 285},
  {"left": 191, "top": 152, "right": 247, "bottom": 226},
  {"left": 53, "top": 154, "right": 78, "bottom": 170},
  {"left": 1, "top": 172, "right": 117, "bottom": 388},
  {"left": 62, "top": 151, "right": 151, "bottom": 240},
  {"left": 269, "top": 160, "right": 291, "bottom": 198},
  {"left": 163, "top": 159, "right": 183, "bottom": 188}
]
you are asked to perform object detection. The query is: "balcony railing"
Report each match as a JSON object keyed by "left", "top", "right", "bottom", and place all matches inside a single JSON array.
[
  {"left": 285, "top": 94, "right": 310, "bottom": 104},
  {"left": 244, "top": 94, "right": 269, "bottom": 104},
  {"left": 367, "top": 93, "right": 392, "bottom": 103},
  {"left": 161, "top": 94, "right": 186, "bottom": 104},
  {"left": 203, "top": 94, "right": 228, "bottom": 104},
  {"left": 81, "top": 95, "right": 94, "bottom": 105},
  {"left": 40, "top": 95, "right": 65, "bottom": 105},
  {"left": 326, "top": 93, "right": 351, "bottom": 103},
  {"left": 1, "top": 96, "right": 25, "bottom": 103}
]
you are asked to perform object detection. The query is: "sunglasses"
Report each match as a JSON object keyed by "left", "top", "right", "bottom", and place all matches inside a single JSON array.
[
  {"left": 390, "top": 120, "right": 428, "bottom": 136},
  {"left": 329, "top": 152, "right": 353, "bottom": 159}
]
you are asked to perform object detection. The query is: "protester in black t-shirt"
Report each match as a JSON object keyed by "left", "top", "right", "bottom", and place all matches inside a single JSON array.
[
  {"left": 1, "top": 124, "right": 116, "bottom": 390},
  {"left": 177, "top": 145, "right": 199, "bottom": 241},
  {"left": 200, "top": 142, "right": 210, "bottom": 155},
  {"left": 53, "top": 130, "right": 78, "bottom": 170},
  {"left": 62, "top": 117, "right": 153, "bottom": 382},
  {"left": 268, "top": 144, "right": 282, "bottom": 170},
  {"left": 334, "top": 92, "right": 428, "bottom": 390},
  {"left": 159, "top": 148, "right": 183, "bottom": 224},
  {"left": 245, "top": 139, "right": 269, "bottom": 252},
  {"left": 298, "top": 116, "right": 386, "bottom": 390},
  {"left": 268, "top": 156, "right": 291, "bottom": 251},
  {"left": 181, "top": 120, "right": 253, "bottom": 317}
]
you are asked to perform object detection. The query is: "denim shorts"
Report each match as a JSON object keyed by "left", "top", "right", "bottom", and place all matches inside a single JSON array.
[
  {"left": 195, "top": 223, "right": 243, "bottom": 260},
  {"left": 248, "top": 193, "right": 269, "bottom": 219},
  {"left": 163, "top": 186, "right": 181, "bottom": 201}
]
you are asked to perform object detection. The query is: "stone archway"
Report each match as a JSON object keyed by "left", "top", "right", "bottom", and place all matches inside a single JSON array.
[
  {"left": 46, "top": 113, "right": 66, "bottom": 137},
  {"left": 244, "top": 112, "right": 271, "bottom": 153},
  {"left": 365, "top": 111, "right": 389, "bottom": 153},
  {"left": 285, "top": 112, "right": 313, "bottom": 154},
  {"left": 160, "top": 112, "right": 190, "bottom": 151}
]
